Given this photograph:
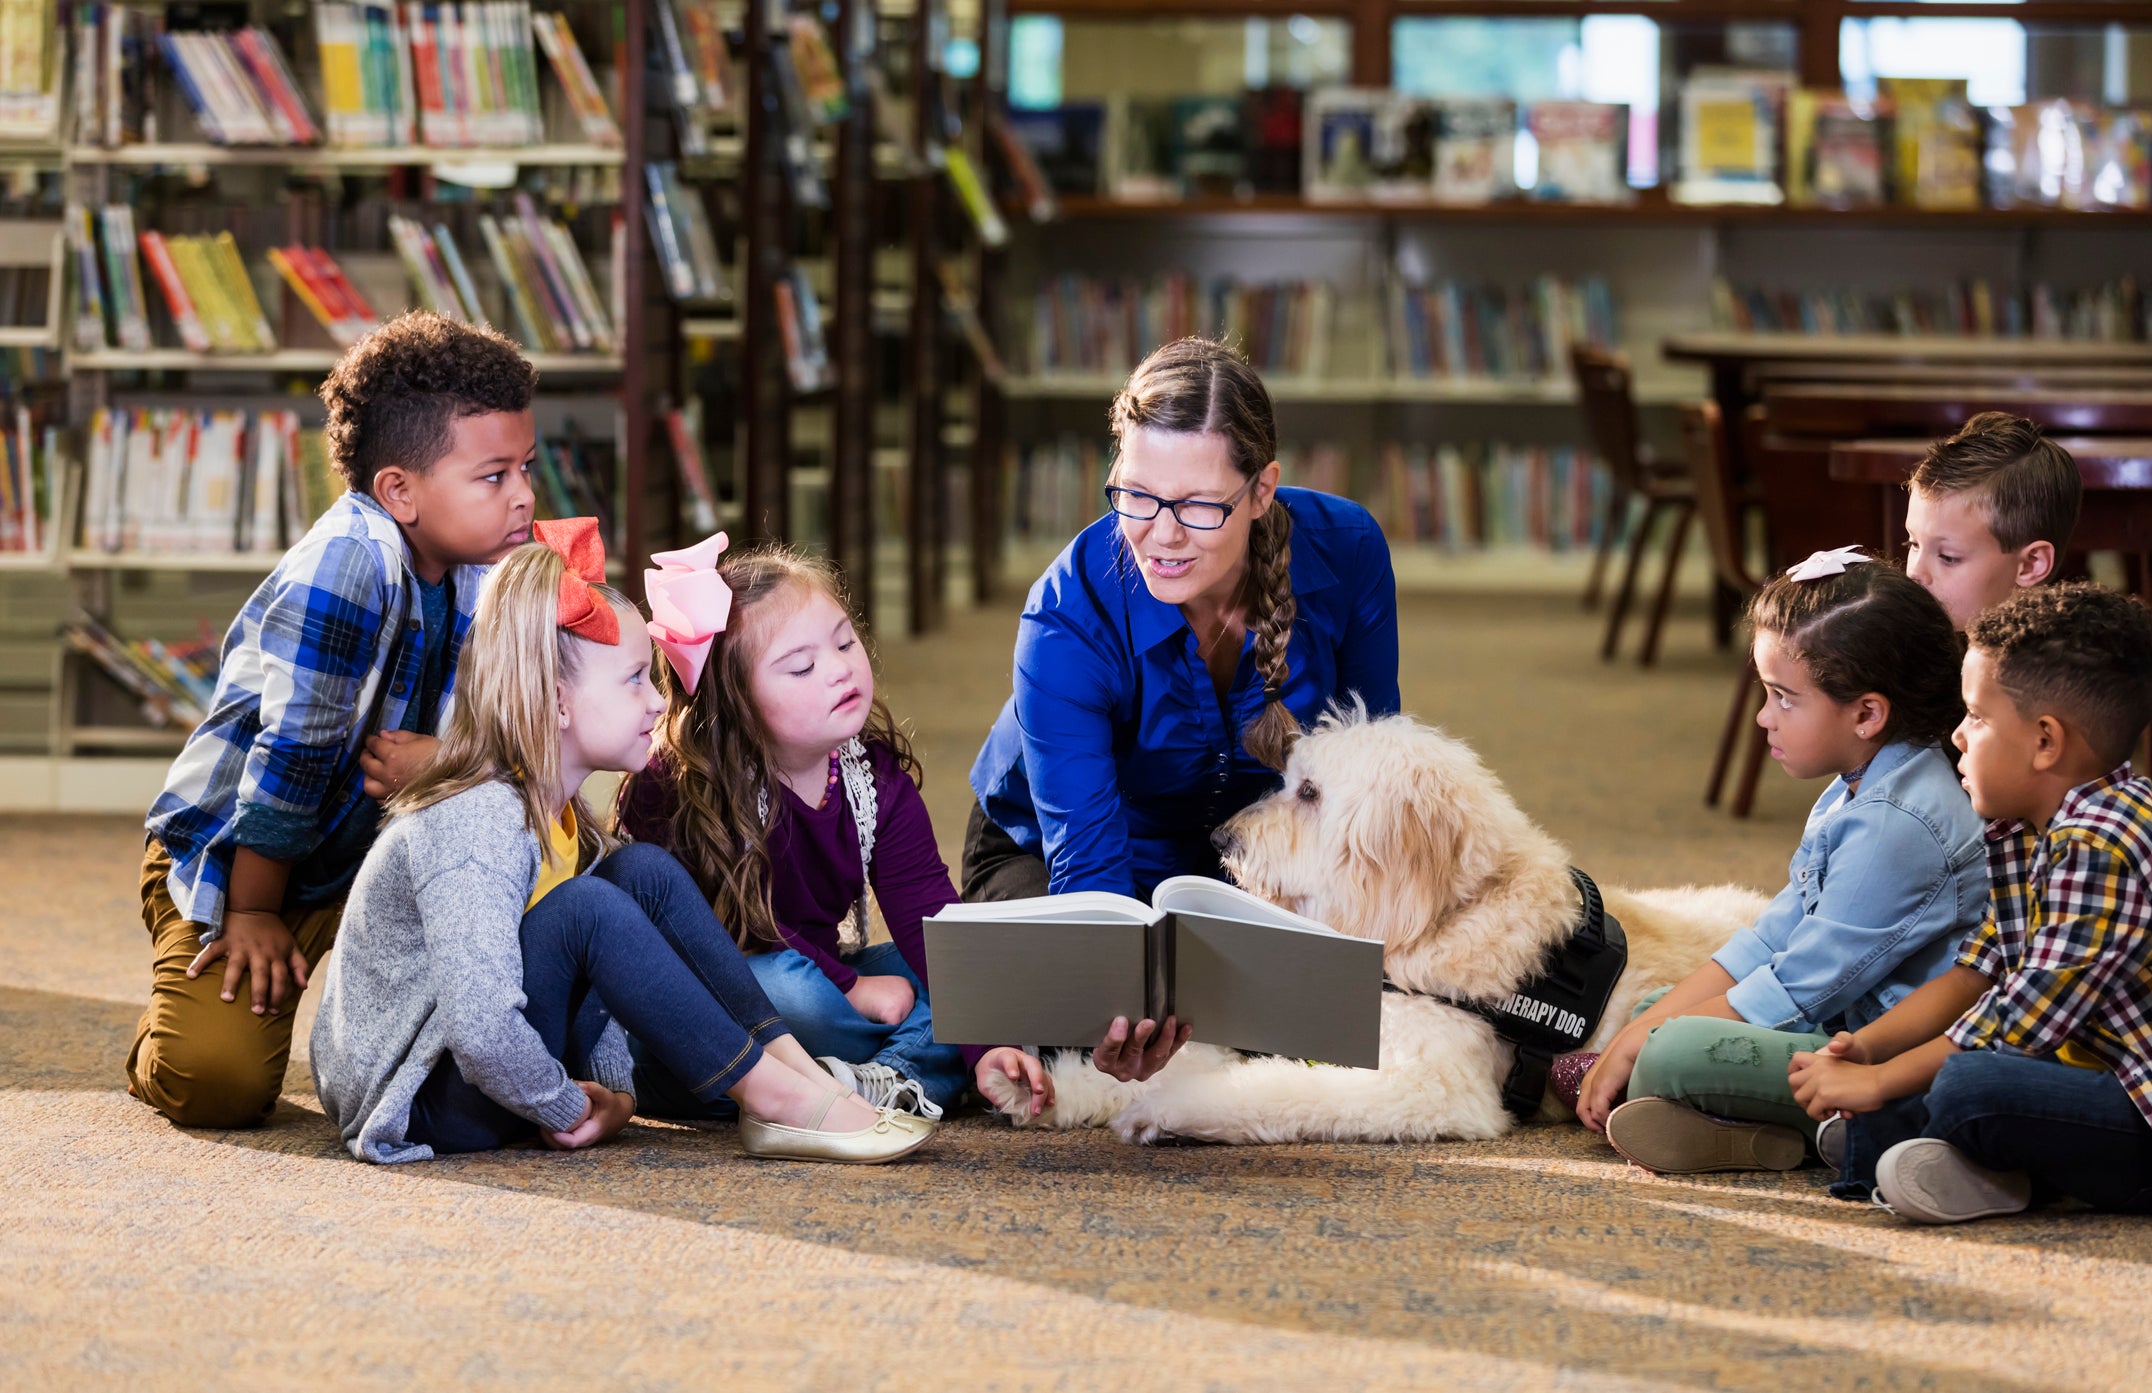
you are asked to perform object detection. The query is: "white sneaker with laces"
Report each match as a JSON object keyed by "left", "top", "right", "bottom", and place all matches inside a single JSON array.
[{"left": 817, "top": 1056, "right": 945, "bottom": 1120}]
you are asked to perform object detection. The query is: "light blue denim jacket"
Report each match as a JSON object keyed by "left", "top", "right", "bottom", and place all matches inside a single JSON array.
[{"left": 1713, "top": 740, "right": 1986, "bottom": 1035}]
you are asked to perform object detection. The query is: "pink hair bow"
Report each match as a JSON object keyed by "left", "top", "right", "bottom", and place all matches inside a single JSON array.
[{"left": 645, "top": 532, "right": 733, "bottom": 694}]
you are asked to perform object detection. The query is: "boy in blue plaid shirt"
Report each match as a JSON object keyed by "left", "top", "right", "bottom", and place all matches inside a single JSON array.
[
  {"left": 127, "top": 313, "right": 539, "bottom": 1128},
  {"left": 1790, "top": 583, "right": 2152, "bottom": 1223}
]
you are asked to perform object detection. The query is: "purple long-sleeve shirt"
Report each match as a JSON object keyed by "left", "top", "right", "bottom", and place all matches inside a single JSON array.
[{"left": 620, "top": 743, "right": 990, "bottom": 1067}]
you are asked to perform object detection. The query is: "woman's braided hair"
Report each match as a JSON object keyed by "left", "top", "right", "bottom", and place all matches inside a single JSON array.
[{"left": 1108, "top": 337, "right": 1299, "bottom": 771}]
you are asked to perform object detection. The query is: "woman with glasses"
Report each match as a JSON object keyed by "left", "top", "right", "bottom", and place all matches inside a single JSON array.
[{"left": 961, "top": 337, "right": 1402, "bottom": 1085}]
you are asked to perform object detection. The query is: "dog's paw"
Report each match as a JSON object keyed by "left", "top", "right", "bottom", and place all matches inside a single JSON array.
[{"left": 1110, "top": 1097, "right": 1173, "bottom": 1146}]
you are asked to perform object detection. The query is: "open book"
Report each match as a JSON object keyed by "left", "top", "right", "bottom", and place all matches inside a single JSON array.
[{"left": 925, "top": 877, "right": 1383, "bottom": 1069}]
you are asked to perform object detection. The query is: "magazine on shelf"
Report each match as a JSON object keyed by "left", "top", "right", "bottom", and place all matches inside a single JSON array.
[
  {"left": 1673, "top": 72, "right": 1786, "bottom": 205},
  {"left": 644, "top": 161, "right": 728, "bottom": 303},
  {"left": 786, "top": 15, "right": 845, "bottom": 125},
  {"left": 773, "top": 265, "right": 833, "bottom": 392},
  {"left": 924, "top": 877, "right": 1383, "bottom": 1067},
  {"left": 1003, "top": 103, "right": 1104, "bottom": 197},
  {"left": 1431, "top": 98, "right": 1517, "bottom": 204},
  {"left": 1878, "top": 77, "right": 1981, "bottom": 210},
  {"left": 1245, "top": 86, "right": 1304, "bottom": 195},
  {"left": 1527, "top": 101, "right": 1629, "bottom": 204},
  {"left": 1304, "top": 88, "right": 1381, "bottom": 202},
  {"left": 1104, "top": 95, "right": 1177, "bottom": 201},
  {"left": 1786, "top": 90, "right": 1884, "bottom": 209},
  {"left": 1169, "top": 95, "right": 1247, "bottom": 198},
  {"left": 1367, "top": 95, "right": 1435, "bottom": 202}
]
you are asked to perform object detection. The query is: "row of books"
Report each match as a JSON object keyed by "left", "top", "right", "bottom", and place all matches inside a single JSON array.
[
  {"left": 644, "top": 162, "right": 727, "bottom": 304},
  {"left": 63, "top": 613, "right": 219, "bottom": 731},
  {"left": 1712, "top": 276, "right": 2151, "bottom": 343},
  {"left": 69, "top": 2, "right": 617, "bottom": 149},
  {"left": 1386, "top": 275, "right": 1617, "bottom": 383},
  {"left": 0, "top": 404, "right": 51, "bottom": 553},
  {"left": 1006, "top": 92, "right": 1628, "bottom": 207},
  {"left": 1376, "top": 442, "right": 1610, "bottom": 552},
  {"left": 1026, "top": 275, "right": 1335, "bottom": 378},
  {"left": 71, "top": 204, "right": 279, "bottom": 353},
  {"left": 1689, "top": 76, "right": 2152, "bottom": 211},
  {"left": 1008, "top": 433, "right": 1608, "bottom": 552},
  {"left": 391, "top": 195, "right": 616, "bottom": 353},
  {"left": 320, "top": 2, "right": 607, "bottom": 148},
  {"left": 80, "top": 407, "right": 331, "bottom": 555},
  {"left": 1307, "top": 94, "right": 1625, "bottom": 206}
]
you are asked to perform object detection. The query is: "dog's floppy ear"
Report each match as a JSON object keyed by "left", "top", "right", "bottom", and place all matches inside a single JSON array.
[{"left": 1326, "top": 720, "right": 1491, "bottom": 951}]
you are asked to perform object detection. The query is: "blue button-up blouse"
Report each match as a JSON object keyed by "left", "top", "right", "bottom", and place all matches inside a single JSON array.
[{"left": 969, "top": 487, "right": 1401, "bottom": 899}]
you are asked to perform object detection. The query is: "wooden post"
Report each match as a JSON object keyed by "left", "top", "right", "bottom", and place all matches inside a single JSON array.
[
  {"left": 832, "top": 0, "right": 878, "bottom": 624},
  {"left": 907, "top": 0, "right": 945, "bottom": 633}
]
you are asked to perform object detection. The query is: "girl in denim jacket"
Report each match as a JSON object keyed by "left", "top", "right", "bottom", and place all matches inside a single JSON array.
[{"left": 1575, "top": 552, "right": 1987, "bottom": 1174}]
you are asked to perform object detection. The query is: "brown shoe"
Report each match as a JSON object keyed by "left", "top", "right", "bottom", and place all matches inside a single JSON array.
[{"left": 1605, "top": 1097, "right": 1806, "bottom": 1174}]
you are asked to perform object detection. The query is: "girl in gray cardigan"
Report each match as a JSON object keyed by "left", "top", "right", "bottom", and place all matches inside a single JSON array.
[{"left": 309, "top": 523, "right": 934, "bottom": 1165}]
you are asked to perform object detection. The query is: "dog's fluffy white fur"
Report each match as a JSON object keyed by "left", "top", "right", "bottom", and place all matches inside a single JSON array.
[{"left": 979, "top": 708, "right": 1767, "bottom": 1145}]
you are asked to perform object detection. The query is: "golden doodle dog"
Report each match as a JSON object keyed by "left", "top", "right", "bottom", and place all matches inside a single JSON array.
[{"left": 979, "top": 708, "right": 1766, "bottom": 1144}]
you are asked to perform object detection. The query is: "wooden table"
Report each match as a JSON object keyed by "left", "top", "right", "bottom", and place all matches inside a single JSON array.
[
  {"left": 1828, "top": 437, "right": 2152, "bottom": 594},
  {"left": 1664, "top": 332, "right": 2152, "bottom": 477},
  {"left": 1765, "top": 384, "right": 2152, "bottom": 439}
]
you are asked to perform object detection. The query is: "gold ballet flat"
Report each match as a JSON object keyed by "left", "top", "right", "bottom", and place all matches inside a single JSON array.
[{"left": 738, "top": 1089, "right": 936, "bottom": 1165}]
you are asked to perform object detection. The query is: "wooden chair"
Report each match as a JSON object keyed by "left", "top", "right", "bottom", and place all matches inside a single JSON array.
[
  {"left": 1572, "top": 344, "right": 1695, "bottom": 665},
  {"left": 1682, "top": 401, "right": 1769, "bottom": 818}
]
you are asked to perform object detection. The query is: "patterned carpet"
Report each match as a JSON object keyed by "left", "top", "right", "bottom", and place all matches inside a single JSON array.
[{"left": 6, "top": 586, "right": 2143, "bottom": 1391}]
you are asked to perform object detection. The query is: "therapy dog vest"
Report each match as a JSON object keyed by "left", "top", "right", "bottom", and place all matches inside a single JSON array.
[{"left": 1390, "top": 867, "right": 1628, "bottom": 1118}]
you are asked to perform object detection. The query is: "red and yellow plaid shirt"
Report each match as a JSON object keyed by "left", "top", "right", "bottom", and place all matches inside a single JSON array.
[{"left": 1949, "top": 768, "right": 2152, "bottom": 1124}]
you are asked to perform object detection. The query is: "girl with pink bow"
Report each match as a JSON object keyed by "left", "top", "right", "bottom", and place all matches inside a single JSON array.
[{"left": 619, "top": 540, "right": 1040, "bottom": 1120}]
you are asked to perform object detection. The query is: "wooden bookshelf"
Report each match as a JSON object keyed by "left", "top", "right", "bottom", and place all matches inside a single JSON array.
[
  {"left": 62, "top": 142, "right": 628, "bottom": 169},
  {"left": 68, "top": 348, "right": 626, "bottom": 374},
  {"left": 43, "top": 0, "right": 660, "bottom": 762}
]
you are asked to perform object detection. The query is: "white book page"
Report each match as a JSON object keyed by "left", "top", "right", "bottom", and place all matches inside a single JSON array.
[
  {"left": 931, "top": 890, "right": 1160, "bottom": 925},
  {"left": 1149, "top": 876, "right": 1340, "bottom": 936}
]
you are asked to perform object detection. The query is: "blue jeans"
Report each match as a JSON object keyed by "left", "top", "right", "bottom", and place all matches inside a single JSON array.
[
  {"left": 405, "top": 842, "right": 791, "bottom": 1154},
  {"left": 635, "top": 941, "right": 968, "bottom": 1117},
  {"left": 1836, "top": 1049, "right": 2152, "bottom": 1211}
]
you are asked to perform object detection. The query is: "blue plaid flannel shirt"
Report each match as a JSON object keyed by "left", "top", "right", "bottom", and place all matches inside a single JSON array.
[{"left": 146, "top": 491, "right": 484, "bottom": 941}]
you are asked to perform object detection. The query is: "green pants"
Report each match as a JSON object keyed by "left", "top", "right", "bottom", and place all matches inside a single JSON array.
[{"left": 1626, "top": 987, "right": 1830, "bottom": 1135}]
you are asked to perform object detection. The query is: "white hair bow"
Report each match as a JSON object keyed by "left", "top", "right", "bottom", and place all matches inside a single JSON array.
[{"left": 1786, "top": 546, "right": 1872, "bottom": 582}]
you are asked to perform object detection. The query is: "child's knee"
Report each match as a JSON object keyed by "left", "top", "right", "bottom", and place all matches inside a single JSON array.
[
  {"left": 130, "top": 1032, "right": 284, "bottom": 1128},
  {"left": 1630, "top": 1016, "right": 1746, "bottom": 1099},
  {"left": 596, "top": 840, "right": 680, "bottom": 889}
]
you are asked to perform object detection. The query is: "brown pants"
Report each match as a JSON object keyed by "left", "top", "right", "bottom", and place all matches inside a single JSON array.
[{"left": 126, "top": 840, "right": 344, "bottom": 1128}]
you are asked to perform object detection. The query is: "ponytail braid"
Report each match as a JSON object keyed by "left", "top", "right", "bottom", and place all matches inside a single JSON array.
[
  {"left": 1109, "top": 336, "right": 1301, "bottom": 770},
  {"left": 1241, "top": 499, "right": 1299, "bottom": 771}
]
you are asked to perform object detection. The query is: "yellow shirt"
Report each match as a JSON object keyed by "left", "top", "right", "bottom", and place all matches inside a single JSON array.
[{"left": 526, "top": 807, "right": 583, "bottom": 910}]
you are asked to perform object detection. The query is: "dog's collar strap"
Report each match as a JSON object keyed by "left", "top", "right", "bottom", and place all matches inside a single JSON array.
[{"left": 1388, "top": 867, "right": 1629, "bottom": 1119}]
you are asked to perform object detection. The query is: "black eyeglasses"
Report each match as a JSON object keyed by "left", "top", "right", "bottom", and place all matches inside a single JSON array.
[{"left": 1103, "top": 478, "right": 1256, "bottom": 532}]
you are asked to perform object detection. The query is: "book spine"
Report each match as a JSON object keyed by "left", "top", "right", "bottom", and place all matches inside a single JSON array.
[
  {"left": 210, "top": 233, "right": 275, "bottom": 351},
  {"left": 477, "top": 212, "right": 544, "bottom": 349},
  {"left": 388, "top": 1, "right": 418, "bottom": 146},
  {"left": 431, "top": 221, "right": 485, "bottom": 322},
  {"left": 140, "top": 230, "right": 211, "bottom": 352},
  {"left": 268, "top": 245, "right": 340, "bottom": 340},
  {"left": 248, "top": 27, "right": 322, "bottom": 144}
]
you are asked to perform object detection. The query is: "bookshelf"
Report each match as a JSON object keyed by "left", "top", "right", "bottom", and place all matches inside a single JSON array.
[
  {"left": 978, "top": 0, "right": 2152, "bottom": 580},
  {"left": 38, "top": 0, "right": 651, "bottom": 767}
]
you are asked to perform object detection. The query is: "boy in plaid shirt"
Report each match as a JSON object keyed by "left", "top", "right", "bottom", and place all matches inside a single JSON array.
[
  {"left": 1790, "top": 583, "right": 2152, "bottom": 1223},
  {"left": 128, "top": 313, "right": 538, "bottom": 1128}
]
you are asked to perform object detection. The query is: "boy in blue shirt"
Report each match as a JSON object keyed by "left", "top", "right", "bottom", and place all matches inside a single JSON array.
[{"left": 128, "top": 312, "right": 538, "bottom": 1128}]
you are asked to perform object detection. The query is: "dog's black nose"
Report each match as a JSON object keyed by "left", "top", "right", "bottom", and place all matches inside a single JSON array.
[{"left": 1210, "top": 824, "right": 1238, "bottom": 855}]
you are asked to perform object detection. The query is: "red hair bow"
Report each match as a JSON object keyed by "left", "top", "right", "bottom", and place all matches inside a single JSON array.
[{"left": 531, "top": 517, "right": 619, "bottom": 645}]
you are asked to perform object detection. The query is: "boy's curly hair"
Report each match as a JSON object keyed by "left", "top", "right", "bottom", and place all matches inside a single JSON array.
[
  {"left": 1749, "top": 556, "right": 1965, "bottom": 747},
  {"left": 1909, "top": 411, "right": 2081, "bottom": 553},
  {"left": 319, "top": 311, "right": 537, "bottom": 493},
  {"left": 1967, "top": 582, "right": 2152, "bottom": 766}
]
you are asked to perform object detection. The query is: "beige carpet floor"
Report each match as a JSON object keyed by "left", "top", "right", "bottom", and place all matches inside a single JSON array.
[{"left": 6, "top": 583, "right": 2144, "bottom": 1392}]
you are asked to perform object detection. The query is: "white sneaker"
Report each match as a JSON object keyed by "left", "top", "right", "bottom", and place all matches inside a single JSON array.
[
  {"left": 817, "top": 1056, "right": 944, "bottom": 1120},
  {"left": 1873, "top": 1138, "right": 2031, "bottom": 1224}
]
